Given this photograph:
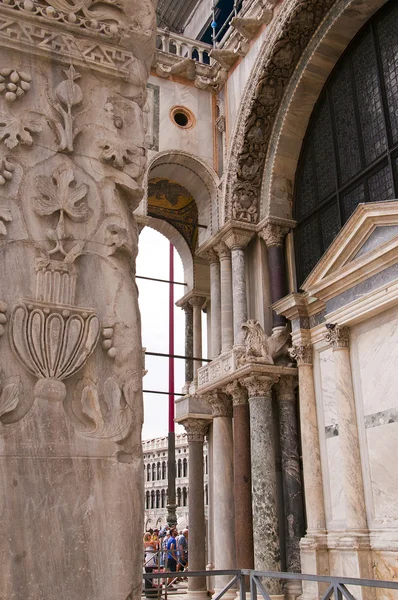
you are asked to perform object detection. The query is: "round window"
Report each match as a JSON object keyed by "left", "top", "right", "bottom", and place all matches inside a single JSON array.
[{"left": 170, "top": 106, "right": 195, "bottom": 129}]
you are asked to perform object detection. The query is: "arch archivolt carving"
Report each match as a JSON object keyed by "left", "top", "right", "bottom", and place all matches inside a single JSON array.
[{"left": 224, "top": 0, "right": 388, "bottom": 224}]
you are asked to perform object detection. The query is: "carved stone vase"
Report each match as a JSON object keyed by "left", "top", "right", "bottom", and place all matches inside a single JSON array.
[{"left": 0, "top": 1, "right": 156, "bottom": 599}]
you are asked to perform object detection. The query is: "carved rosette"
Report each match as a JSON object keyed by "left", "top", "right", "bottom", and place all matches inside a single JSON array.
[
  {"left": 242, "top": 375, "right": 278, "bottom": 399},
  {"left": 276, "top": 375, "right": 297, "bottom": 402},
  {"left": 206, "top": 391, "right": 232, "bottom": 418},
  {"left": 325, "top": 324, "right": 350, "bottom": 349},
  {"left": 223, "top": 380, "right": 247, "bottom": 406},
  {"left": 182, "top": 418, "right": 209, "bottom": 443},
  {"left": 289, "top": 344, "right": 313, "bottom": 366},
  {"left": 258, "top": 223, "right": 290, "bottom": 247}
]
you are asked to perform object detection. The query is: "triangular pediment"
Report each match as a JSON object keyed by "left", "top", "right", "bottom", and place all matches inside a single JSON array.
[{"left": 302, "top": 200, "right": 398, "bottom": 301}]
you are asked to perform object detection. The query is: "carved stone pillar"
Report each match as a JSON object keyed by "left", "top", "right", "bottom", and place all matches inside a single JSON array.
[
  {"left": 214, "top": 242, "right": 234, "bottom": 353},
  {"left": 276, "top": 376, "right": 304, "bottom": 599},
  {"left": 190, "top": 296, "right": 206, "bottom": 380},
  {"left": 224, "top": 381, "right": 254, "bottom": 571},
  {"left": 0, "top": 2, "right": 156, "bottom": 598},
  {"left": 182, "top": 419, "right": 209, "bottom": 600},
  {"left": 289, "top": 345, "right": 329, "bottom": 599},
  {"left": 224, "top": 229, "right": 253, "bottom": 346},
  {"left": 204, "top": 249, "right": 221, "bottom": 359},
  {"left": 324, "top": 325, "right": 367, "bottom": 532},
  {"left": 258, "top": 223, "right": 289, "bottom": 329},
  {"left": 207, "top": 392, "right": 235, "bottom": 597},
  {"left": 183, "top": 302, "right": 194, "bottom": 389},
  {"left": 242, "top": 375, "right": 282, "bottom": 596}
]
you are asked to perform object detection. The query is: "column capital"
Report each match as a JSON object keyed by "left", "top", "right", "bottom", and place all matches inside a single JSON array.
[
  {"left": 206, "top": 391, "right": 233, "bottom": 418},
  {"left": 189, "top": 295, "right": 207, "bottom": 308},
  {"left": 258, "top": 222, "right": 290, "bottom": 247},
  {"left": 223, "top": 380, "right": 248, "bottom": 406},
  {"left": 201, "top": 248, "right": 219, "bottom": 264},
  {"left": 241, "top": 374, "right": 278, "bottom": 399},
  {"left": 325, "top": 324, "right": 350, "bottom": 349},
  {"left": 182, "top": 418, "right": 209, "bottom": 442},
  {"left": 276, "top": 375, "right": 298, "bottom": 402},
  {"left": 223, "top": 228, "right": 254, "bottom": 250},
  {"left": 289, "top": 344, "right": 313, "bottom": 365},
  {"left": 214, "top": 241, "right": 230, "bottom": 259}
]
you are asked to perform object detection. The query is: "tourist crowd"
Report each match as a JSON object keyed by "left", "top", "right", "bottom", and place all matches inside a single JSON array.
[{"left": 143, "top": 527, "right": 189, "bottom": 595}]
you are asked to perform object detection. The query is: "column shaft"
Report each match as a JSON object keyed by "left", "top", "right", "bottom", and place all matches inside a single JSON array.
[
  {"left": 184, "top": 304, "right": 194, "bottom": 387},
  {"left": 268, "top": 245, "right": 287, "bottom": 328},
  {"left": 210, "top": 260, "right": 221, "bottom": 359},
  {"left": 244, "top": 376, "right": 281, "bottom": 595},
  {"left": 216, "top": 243, "right": 233, "bottom": 353},
  {"left": 231, "top": 246, "right": 248, "bottom": 345},
  {"left": 192, "top": 303, "right": 203, "bottom": 380},
  {"left": 277, "top": 378, "right": 305, "bottom": 575}
]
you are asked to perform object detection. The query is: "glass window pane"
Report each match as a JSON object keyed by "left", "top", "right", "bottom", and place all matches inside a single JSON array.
[
  {"left": 320, "top": 200, "right": 340, "bottom": 251},
  {"left": 377, "top": 6, "right": 398, "bottom": 144},
  {"left": 313, "top": 100, "right": 337, "bottom": 201},
  {"left": 368, "top": 164, "right": 394, "bottom": 202},
  {"left": 297, "top": 218, "right": 321, "bottom": 284},
  {"left": 342, "top": 184, "right": 366, "bottom": 222}
]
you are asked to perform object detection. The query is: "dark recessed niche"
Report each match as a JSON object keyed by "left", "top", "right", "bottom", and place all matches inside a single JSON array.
[{"left": 174, "top": 111, "right": 189, "bottom": 127}]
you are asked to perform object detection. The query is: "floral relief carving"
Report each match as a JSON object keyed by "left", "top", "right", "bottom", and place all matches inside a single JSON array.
[
  {"left": 0, "top": 156, "right": 14, "bottom": 186},
  {"left": 228, "top": 0, "right": 337, "bottom": 224},
  {"left": 33, "top": 164, "right": 89, "bottom": 256},
  {"left": 71, "top": 375, "right": 134, "bottom": 442},
  {"left": 0, "top": 372, "right": 21, "bottom": 424},
  {"left": 98, "top": 138, "right": 143, "bottom": 170},
  {"left": 0, "top": 69, "right": 32, "bottom": 102},
  {"left": 0, "top": 113, "right": 42, "bottom": 149},
  {"left": 0, "top": 206, "right": 12, "bottom": 236},
  {"left": 53, "top": 65, "right": 84, "bottom": 153},
  {"left": 37, "top": 0, "right": 125, "bottom": 23}
]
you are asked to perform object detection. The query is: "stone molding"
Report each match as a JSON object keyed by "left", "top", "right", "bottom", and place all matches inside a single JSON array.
[
  {"left": 258, "top": 222, "right": 290, "bottom": 247},
  {"left": 276, "top": 375, "right": 297, "bottom": 401},
  {"left": 324, "top": 324, "right": 350, "bottom": 349},
  {"left": 289, "top": 344, "right": 313, "bottom": 366},
  {"left": 223, "top": 380, "right": 248, "bottom": 406},
  {"left": 224, "top": 0, "right": 338, "bottom": 224},
  {"left": 182, "top": 418, "right": 209, "bottom": 443},
  {"left": 206, "top": 391, "right": 233, "bottom": 418},
  {"left": 242, "top": 374, "right": 278, "bottom": 399}
]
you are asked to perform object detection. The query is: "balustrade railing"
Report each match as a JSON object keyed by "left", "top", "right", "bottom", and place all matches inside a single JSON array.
[{"left": 156, "top": 28, "right": 212, "bottom": 65}]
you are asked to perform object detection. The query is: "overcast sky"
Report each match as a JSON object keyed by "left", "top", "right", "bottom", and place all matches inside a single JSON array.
[{"left": 137, "top": 227, "right": 187, "bottom": 440}]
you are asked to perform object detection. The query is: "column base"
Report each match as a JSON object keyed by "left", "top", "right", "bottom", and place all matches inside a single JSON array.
[
  {"left": 284, "top": 580, "right": 303, "bottom": 600},
  {"left": 187, "top": 591, "right": 209, "bottom": 600},
  {"left": 299, "top": 533, "right": 329, "bottom": 600},
  {"left": 328, "top": 533, "right": 375, "bottom": 600}
]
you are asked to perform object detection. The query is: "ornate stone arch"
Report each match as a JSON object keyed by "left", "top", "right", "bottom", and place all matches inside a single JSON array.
[{"left": 223, "top": 0, "right": 387, "bottom": 224}]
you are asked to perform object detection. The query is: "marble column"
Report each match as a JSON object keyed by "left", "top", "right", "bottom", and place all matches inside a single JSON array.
[
  {"left": 214, "top": 242, "right": 234, "bottom": 353},
  {"left": 242, "top": 375, "right": 282, "bottom": 596},
  {"left": 324, "top": 325, "right": 367, "bottom": 531},
  {"left": 289, "top": 345, "right": 328, "bottom": 600},
  {"left": 207, "top": 391, "right": 236, "bottom": 597},
  {"left": 204, "top": 249, "right": 221, "bottom": 359},
  {"left": 224, "top": 381, "right": 254, "bottom": 571},
  {"left": 276, "top": 376, "right": 304, "bottom": 599},
  {"left": 182, "top": 419, "right": 209, "bottom": 600},
  {"left": 258, "top": 223, "right": 289, "bottom": 329},
  {"left": 190, "top": 296, "right": 206, "bottom": 381},
  {"left": 183, "top": 302, "right": 194, "bottom": 389}
]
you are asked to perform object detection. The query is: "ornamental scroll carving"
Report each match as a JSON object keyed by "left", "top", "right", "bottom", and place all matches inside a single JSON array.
[{"left": 228, "top": 0, "right": 337, "bottom": 224}]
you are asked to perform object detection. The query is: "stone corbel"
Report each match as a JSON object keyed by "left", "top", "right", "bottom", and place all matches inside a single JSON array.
[
  {"left": 156, "top": 57, "right": 196, "bottom": 80},
  {"left": 209, "top": 49, "right": 239, "bottom": 71},
  {"left": 231, "top": 15, "right": 271, "bottom": 41}
]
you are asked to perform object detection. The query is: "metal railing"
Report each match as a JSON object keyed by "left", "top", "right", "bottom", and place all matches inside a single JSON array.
[{"left": 142, "top": 568, "right": 398, "bottom": 600}]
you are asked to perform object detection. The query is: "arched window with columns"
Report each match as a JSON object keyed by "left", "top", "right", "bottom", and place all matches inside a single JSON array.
[
  {"left": 183, "top": 458, "right": 187, "bottom": 478},
  {"left": 177, "top": 459, "right": 182, "bottom": 478},
  {"left": 182, "top": 487, "right": 187, "bottom": 506},
  {"left": 151, "top": 490, "right": 155, "bottom": 509},
  {"left": 146, "top": 464, "right": 151, "bottom": 482},
  {"left": 146, "top": 491, "right": 150, "bottom": 510},
  {"left": 161, "top": 489, "right": 165, "bottom": 508},
  {"left": 156, "top": 490, "right": 160, "bottom": 509},
  {"left": 152, "top": 463, "right": 156, "bottom": 481},
  {"left": 162, "top": 461, "right": 166, "bottom": 479},
  {"left": 157, "top": 462, "right": 161, "bottom": 480},
  {"left": 177, "top": 487, "right": 181, "bottom": 507},
  {"left": 295, "top": 1, "right": 398, "bottom": 284}
]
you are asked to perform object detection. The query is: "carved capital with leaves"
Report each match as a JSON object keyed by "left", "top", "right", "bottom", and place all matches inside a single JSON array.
[
  {"left": 182, "top": 418, "right": 209, "bottom": 443},
  {"left": 206, "top": 391, "right": 232, "bottom": 418},
  {"left": 258, "top": 223, "right": 290, "bottom": 247},
  {"left": 223, "top": 380, "right": 247, "bottom": 406},
  {"left": 325, "top": 324, "right": 350, "bottom": 349},
  {"left": 289, "top": 344, "right": 313, "bottom": 366},
  {"left": 241, "top": 374, "right": 278, "bottom": 399}
]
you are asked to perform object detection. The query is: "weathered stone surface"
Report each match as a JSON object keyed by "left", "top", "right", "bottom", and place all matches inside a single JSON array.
[{"left": 0, "top": 1, "right": 156, "bottom": 598}]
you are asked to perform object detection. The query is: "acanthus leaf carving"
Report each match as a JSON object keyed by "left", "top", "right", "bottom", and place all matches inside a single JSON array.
[
  {"left": 0, "top": 373, "right": 21, "bottom": 422},
  {"left": 0, "top": 112, "right": 42, "bottom": 150},
  {"left": 98, "top": 138, "right": 144, "bottom": 170},
  {"left": 0, "top": 206, "right": 12, "bottom": 236},
  {"left": 72, "top": 375, "right": 134, "bottom": 442}
]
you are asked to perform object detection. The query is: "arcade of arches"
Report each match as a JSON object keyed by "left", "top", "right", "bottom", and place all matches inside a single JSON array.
[{"left": 139, "top": 1, "right": 398, "bottom": 599}]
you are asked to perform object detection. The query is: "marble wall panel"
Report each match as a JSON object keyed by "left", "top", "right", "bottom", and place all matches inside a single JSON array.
[
  {"left": 314, "top": 345, "right": 346, "bottom": 528},
  {"left": 149, "top": 76, "right": 213, "bottom": 165}
]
